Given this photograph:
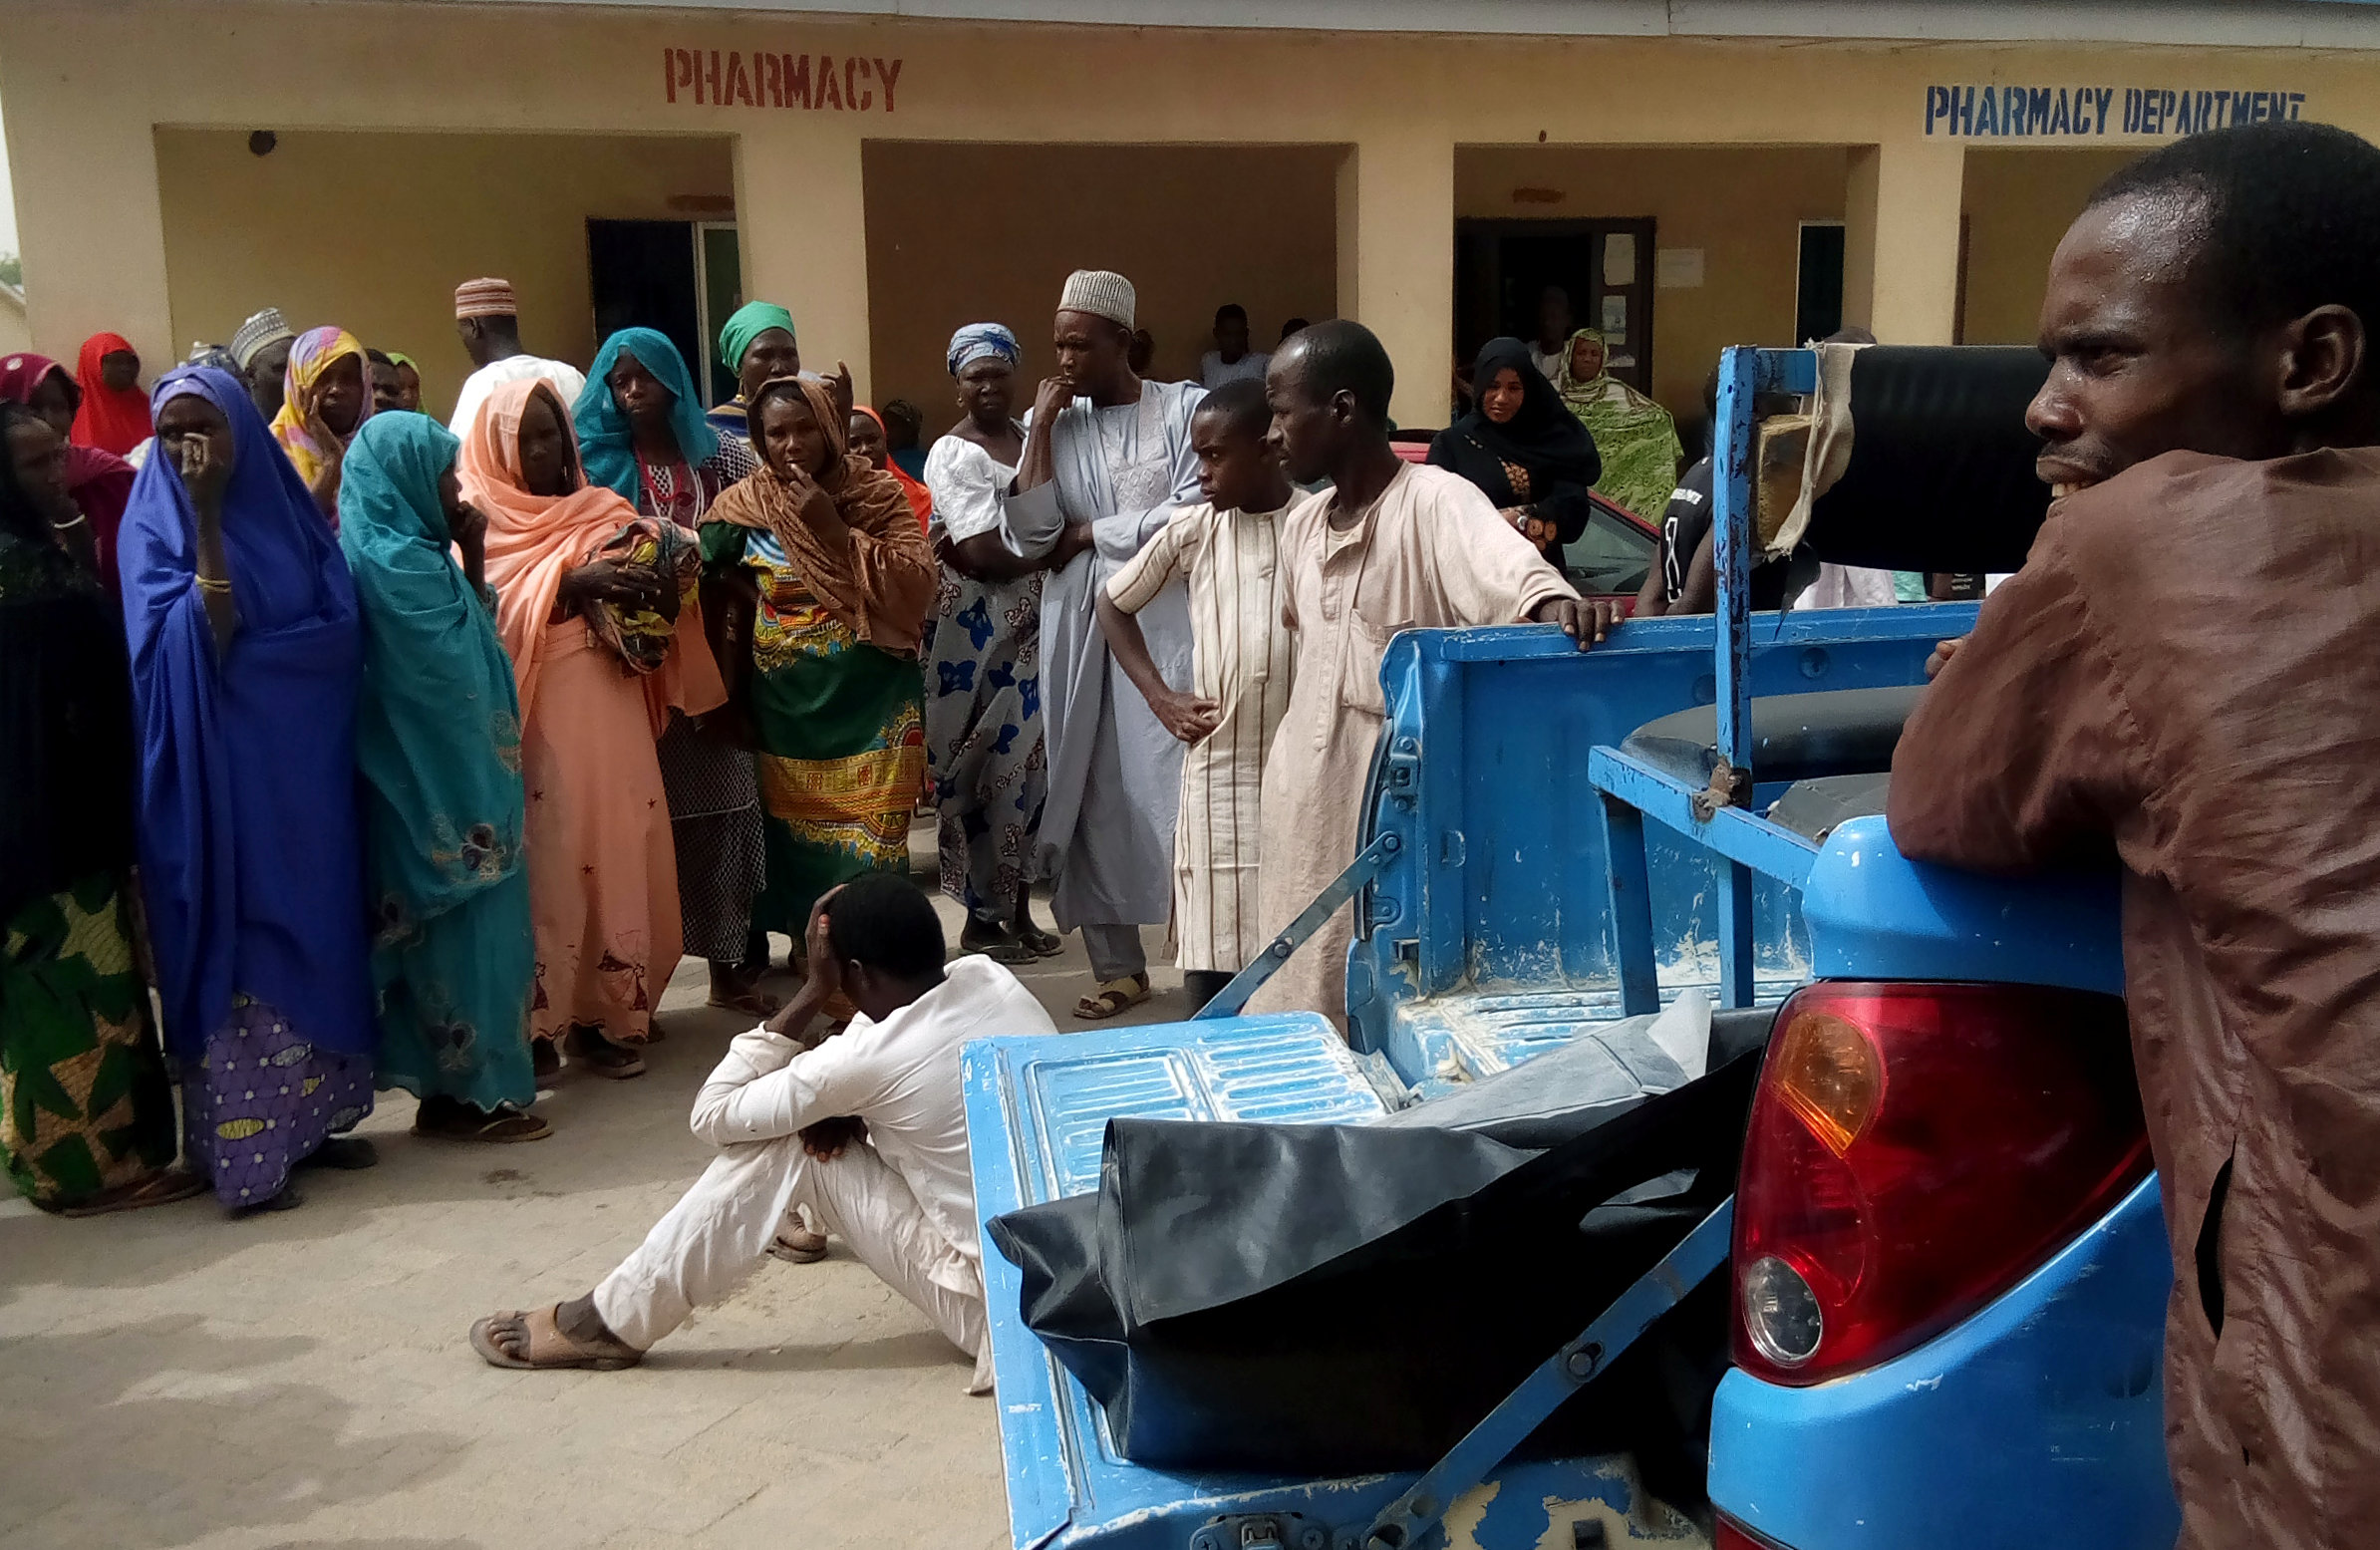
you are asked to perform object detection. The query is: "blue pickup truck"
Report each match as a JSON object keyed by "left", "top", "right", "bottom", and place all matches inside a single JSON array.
[{"left": 962, "top": 346, "right": 2178, "bottom": 1550}]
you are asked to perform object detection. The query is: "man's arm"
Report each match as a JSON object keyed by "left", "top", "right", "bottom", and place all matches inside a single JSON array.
[
  {"left": 1888, "top": 530, "right": 2140, "bottom": 872},
  {"left": 1098, "top": 519, "right": 1218, "bottom": 743},
  {"left": 687, "top": 894, "right": 879, "bottom": 1145}
]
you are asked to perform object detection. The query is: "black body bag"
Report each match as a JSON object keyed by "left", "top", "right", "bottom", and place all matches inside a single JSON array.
[{"left": 985, "top": 1047, "right": 1761, "bottom": 1483}]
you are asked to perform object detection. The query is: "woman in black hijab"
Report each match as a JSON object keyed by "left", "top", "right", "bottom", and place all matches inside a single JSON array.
[{"left": 1428, "top": 336, "right": 1602, "bottom": 563}]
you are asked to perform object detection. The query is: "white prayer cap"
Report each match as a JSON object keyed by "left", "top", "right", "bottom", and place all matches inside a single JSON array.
[{"left": 1057, "top": 270, "right": 1135, "bottom": 331}]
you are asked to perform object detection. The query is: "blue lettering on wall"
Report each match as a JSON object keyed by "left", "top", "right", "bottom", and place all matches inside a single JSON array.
[{"left": 1925, "top": 82, "right": 2310, "bottom": 137}]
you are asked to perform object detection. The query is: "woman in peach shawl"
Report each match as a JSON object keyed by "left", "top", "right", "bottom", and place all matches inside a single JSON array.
[
  {"left": 704, "top": 376, "right": 935, "bottom": 946},
  {"left": 461, "top": 378, "right": 724, "bottom": 1080}
]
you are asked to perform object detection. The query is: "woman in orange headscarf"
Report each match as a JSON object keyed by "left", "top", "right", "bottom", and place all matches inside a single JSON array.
[
  {"left": 705, "top": 376, "right": 935, "bottom": 945},
  {"left": 460, "top": 377, "right": 723, "bottom": 1081},
  {"left": 70, "top": 333, "right": 150, "bottom": 458}
]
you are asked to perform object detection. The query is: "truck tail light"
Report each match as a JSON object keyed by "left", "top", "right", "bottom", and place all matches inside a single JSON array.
[
  {"left": 1713, "top": 1517, "right": 1788, "bottom": 1550},
  {"left": 1732, "top": 981, "right": 2148, "bottom": 1386}
]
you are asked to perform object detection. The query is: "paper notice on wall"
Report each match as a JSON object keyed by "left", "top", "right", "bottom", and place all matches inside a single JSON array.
[
  {"left": 1602, "top": 295, "right": 1629, "bottom": 335},
  {"left": 1657, "top": 248, "right": 1706, "bottom": 289},
  {"left": 1603, "top": 232, "right": 1636, "bottom": 287}
]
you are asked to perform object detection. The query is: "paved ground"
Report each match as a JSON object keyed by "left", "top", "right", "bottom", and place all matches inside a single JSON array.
[{"left": 0, "top": 827, "right": 1194, "bottom": 1550}]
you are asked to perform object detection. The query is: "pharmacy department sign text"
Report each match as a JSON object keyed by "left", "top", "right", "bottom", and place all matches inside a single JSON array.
[{"left": 1925, "top": 84, "right": 2305, "bottom": 139}]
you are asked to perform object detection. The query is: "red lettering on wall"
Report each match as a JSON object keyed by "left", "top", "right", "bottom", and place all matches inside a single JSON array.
[{"left": 664, "top": 46, "right": 901, "bottom": 111}]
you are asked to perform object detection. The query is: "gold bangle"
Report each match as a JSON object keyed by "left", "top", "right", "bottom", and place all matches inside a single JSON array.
[{"left": 196, "top": 574, "right": 232, "bottom": 594}]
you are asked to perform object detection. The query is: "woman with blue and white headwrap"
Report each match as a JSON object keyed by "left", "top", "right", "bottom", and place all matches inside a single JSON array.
[{"left": 920, "top": 323, "right": 1060, "bottom": 962}]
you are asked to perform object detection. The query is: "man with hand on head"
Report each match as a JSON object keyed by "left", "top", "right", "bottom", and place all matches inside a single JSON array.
[
  {"left": 1890, "top": 122, "right": 2380, "bottom": 1550},
  {"left": 1003, "top": 269, "right": 1208, "bottom": 1021},
  {"left": 1248, "top": 320, "right": 1612, "bottom": 1032},
  {"left": 1097, "top": 379, "right": 1298, "bottom": 1009},
  {"left": 447, "top": 277, "right": 587, "bottom": 436},
  {"left": 471, "top": 874, "right": 1054, "bottom": 1390}
]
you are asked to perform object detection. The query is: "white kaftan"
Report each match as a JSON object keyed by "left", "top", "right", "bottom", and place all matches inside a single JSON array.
[
  {"left": 1001, "top": 380, "right": 1207, "bottom": 934},
  {"left": 447, "top": 353, "right": 587, "bottom": 437},
  {"left": 590, "top": 956, "right": 1056, "bottom": 1390},
  {"left": 1105, "top": 500, "right": 1295, "bottom": 973},
  {"left": 1246, "top": 464, "right": 1576, "bottom": 1032}
]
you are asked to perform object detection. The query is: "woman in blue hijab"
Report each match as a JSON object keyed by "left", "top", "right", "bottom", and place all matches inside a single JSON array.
[
  {"left": 119, "top": 366, "right": 377, "bottom": 1211},
  {"left": 574, "top": 328, "right": 771, "bottom": 1019},
  {"left": 337, "top": 412, "right": 546, "bottom": 1143}
]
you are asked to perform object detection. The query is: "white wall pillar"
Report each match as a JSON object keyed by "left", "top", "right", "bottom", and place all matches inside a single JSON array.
[
  {"left": 734, "top": 125, "right": 872, "bottom": 398},
  {"left": 1843, "top": 138, "right": 1967, "bottom": 345},
  {"left": 1336, "top": 132, "right": 1454, "bottom": 430}
]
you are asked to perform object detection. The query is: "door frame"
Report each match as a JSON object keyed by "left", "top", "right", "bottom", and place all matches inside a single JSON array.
[{"left": 1454, "top": 215, "right": 1658, "bottom": 392}]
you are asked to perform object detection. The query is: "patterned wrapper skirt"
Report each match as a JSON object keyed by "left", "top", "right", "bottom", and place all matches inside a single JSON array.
[
  {"left": 923, "top": 567, "right": 1046, "bottom": 920},
  {"left": 0, "top": 871, "right": 180, "bottom": 1209},
  {"left": 747, "top": 567, "right": 926, "bottom": 937},
  {"left": 181, "top": 995, "right": 374, "bottom": 1209}
]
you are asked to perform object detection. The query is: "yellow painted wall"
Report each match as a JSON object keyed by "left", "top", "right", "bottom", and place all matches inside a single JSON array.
[
  {"left": 1454, "top": 146, "right": 1852, "bottom": 423},
  {"left": 6, "top": 0, "right": 2378, "bottom": 429},
  {"left": 1957, "top": 147, "right": 2142, "bottom": 345},
  {"left": 153, "top": 129, "right": 734, "bottom": 420},
  {"left": 862, "top": 142, "right": 1339, "bottom": 424}
]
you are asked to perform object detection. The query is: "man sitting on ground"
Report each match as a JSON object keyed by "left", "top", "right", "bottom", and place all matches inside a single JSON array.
[
  {"left": 1891, "top": 121, "right": 2380, "bottom": 1549},
  {"left": 471, "top": 875, "right": 1056, "bottom": 1390}
]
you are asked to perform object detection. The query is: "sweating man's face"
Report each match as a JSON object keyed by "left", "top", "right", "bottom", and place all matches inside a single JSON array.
[
  {"left": 2026, "top": 192, "right": 2286, "bottom": 497},
  {"left": 1265, "top": 349, "right": 1339, "bottom": 486}
]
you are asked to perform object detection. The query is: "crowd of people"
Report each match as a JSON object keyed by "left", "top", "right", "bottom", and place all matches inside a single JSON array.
[{"left": 0, "top": 264, "right": 1609, "bottom": 1226}]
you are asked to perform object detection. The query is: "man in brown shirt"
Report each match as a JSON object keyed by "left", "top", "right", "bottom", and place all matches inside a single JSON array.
[{"left": 1890, "top": 122, "right": 2380, "bottom": 1550}]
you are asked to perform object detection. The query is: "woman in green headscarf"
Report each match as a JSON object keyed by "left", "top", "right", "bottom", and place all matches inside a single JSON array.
[
  {"left": 1556, "top": 327, "right": 1685, "bottom": 523},
  {"left": 337, "top": 412, "right": 547, "bottom": 1142}
]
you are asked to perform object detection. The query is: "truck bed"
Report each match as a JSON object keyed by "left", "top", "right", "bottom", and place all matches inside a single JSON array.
[{"left": 963, "top": 1012, "right": 1710, "bottom": 1550}]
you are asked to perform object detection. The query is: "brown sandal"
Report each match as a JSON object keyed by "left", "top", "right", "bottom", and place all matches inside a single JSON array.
[
  {"left": 54, "top": 1169, "right": 208, "bottom": 1218},
  {"left": 1073, "top": 973, "right": 1152, "bottom": 1021},
  {"left": 415, "top": 1097, "right": 552, "bottom": 1143},
  {"left": 470, "top": 1305, "right": 642, "bottom": 1372},
  {"left": 564, "top": 1028, "right": 646, "bottom": 1080}
]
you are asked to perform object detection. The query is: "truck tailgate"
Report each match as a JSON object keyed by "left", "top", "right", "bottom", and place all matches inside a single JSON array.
[{"left": 964, "top": 1012, "right": 1706, "bottom": 1550}]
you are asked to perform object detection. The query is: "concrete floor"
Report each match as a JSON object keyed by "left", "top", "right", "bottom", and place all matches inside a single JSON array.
[{"left": 0, "top": 829, "right": 1194, "bottom": 1550}]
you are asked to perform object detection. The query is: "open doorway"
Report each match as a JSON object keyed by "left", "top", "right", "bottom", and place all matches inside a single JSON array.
[
  {"left": 587, "top": 217, "right": 743, "bottom": 407},
  {"left": 1455, "top": 217, "right": 1656, "bottom": 392}
]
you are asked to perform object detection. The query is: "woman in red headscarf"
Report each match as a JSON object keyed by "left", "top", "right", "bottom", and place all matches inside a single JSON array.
[
  {"left": 0, "top": 350, "right": 137, "bottom": 598},
  {"left": 70, "top": 333, "right": 150, "bottom": 458}
]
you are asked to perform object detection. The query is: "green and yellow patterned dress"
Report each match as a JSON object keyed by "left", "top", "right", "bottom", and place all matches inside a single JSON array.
[
  {"left": 0, "top": 527, "right": 184, "bottom": 1210},
  {"left": 705, "top": 523, "right": 927, "bottom": 941}
]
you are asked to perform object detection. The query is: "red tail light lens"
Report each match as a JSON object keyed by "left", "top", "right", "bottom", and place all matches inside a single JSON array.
[
  {"left": 1732, "top": 981, "right": 2149, "bottom": 1386},
  {"left": 1713, "top": 1516, "right": 1787, "bottom": 1550}
]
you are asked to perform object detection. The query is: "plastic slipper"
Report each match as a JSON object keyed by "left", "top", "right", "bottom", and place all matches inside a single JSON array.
[
  {"left": 415, "top": 1104, "right": 552, "bottom": 1144},
  {"left": 54, "top": 1169, "right": 208, "bottom": 1218}
]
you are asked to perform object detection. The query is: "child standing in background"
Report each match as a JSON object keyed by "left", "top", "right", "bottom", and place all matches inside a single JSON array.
[{"left": 1096, "top": 380, "right": 1298, "bottom": 1007}]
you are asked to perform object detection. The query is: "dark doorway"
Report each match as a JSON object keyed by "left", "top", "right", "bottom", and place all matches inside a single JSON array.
[
  {"left": 587, "top": 218, "right": 705, "bottom": 406},
  {"left": 1794, "top": 221, "right": 1847, "bottom": 344},
  {"left": 1455, "top": 216, "right": 1657, "bottom": 401}
]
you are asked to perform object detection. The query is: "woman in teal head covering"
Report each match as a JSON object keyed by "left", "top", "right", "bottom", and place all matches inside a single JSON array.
[
  {"left": 337, "top": 412, "right": 547, "bottom": 1142},
  {"left": 575, "top": 328, "right": 776, "bottom": 1016}
]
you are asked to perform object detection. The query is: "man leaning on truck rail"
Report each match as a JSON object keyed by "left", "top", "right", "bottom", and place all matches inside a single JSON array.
[{"left": 1889, "top": 121, "right": 2380, "bottom": 1550}]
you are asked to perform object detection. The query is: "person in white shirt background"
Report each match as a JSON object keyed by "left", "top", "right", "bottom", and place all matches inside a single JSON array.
[
  {"left": 446, "top": 276, "right": 588, "bottom": 436},
  {"left": 1199, "top": 302, "right": 1271, "bottom": 390},
  {"left": 469, "top": 874, "right": 1057, "bottom": 1392}
]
